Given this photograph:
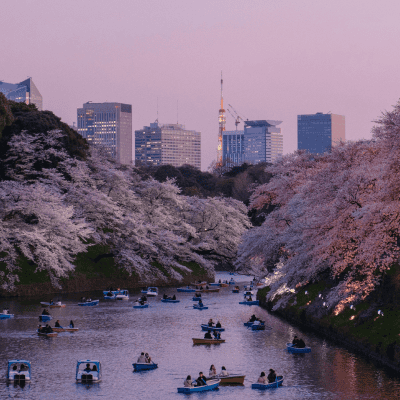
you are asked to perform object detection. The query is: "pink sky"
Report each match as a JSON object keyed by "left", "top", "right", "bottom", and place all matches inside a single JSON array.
[{"left": 2, "top": 0, "right": 400, "bottom": 170}]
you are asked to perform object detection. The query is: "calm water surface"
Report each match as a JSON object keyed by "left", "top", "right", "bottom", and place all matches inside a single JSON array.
[{"left": 0, "top": 272, "right": 399, "bottom": 399}]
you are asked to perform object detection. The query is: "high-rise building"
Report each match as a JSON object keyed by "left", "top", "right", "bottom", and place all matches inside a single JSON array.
[
  {"left": 297, "top": 113, "right": 345, "bottom": 154},
  {"left": 222, "top": 119, "right": 283, "bottom": 166},
  {"left": 0, "top": 78, "right": 42, "bottom": 110},
  {"left": 135, "top": 122, "right": 201, "bottom": 169},
  {"left": 77, "top": 102, "right": 132, "bottom": 165}
]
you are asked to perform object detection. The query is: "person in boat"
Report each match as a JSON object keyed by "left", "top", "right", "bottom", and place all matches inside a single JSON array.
[
  {"left": 92, "top": 365, "right": 97, "bottom": 372},
  {"left": 258, "top": 371, "right": 267, "bottom": 384},
  {"left": 12, "top": 364, "right": 17, "bottom": 371},
  {"left": 208, "top": 318, "right": 214, "bottom": 327},
  {"left": 216, "top": 321, "right": 221, "bottom": 328},
  {"left": 267, "top": 369, "right": 277, "bottom": 383},
  {"left": 184, "top": 375, "right": 194, "bottom": 387},
  {"left": 172, "top": 294, "right": 176, "bottom": 300},
  {"left": 87, "top": 298, "right": 92, "bottom": 302},
  {"left": 204, "top": 331, "right": 212, "bottom": 339},
  {"left": 297, "top": 338, "right": 306, "bottom": 348},
  {"left": 84, "top": 363, "right": 92, "bottom": 373},
  {"left": 248, "top": 296, "right": 253, "bottom": 301},
  {"left": 42, "top": 308, "right": 50, "bottom": 315},
  {"left": 249, "top": 314, "right": 258, "bottom": 322},
  {"left": 38, "top": 324, "right": 43, "bottom": 333},
  {"left": 213, "top": 330, "right": 221, "bottom": 339},
  {"left": 55, "top": 320, "right": 61, "bottom": 328},
  {"left": 141, "top": 295, "right": 147, "bottom": 302},
  {"left": 45, "top": 324, "right": 53, "bottom": 333},
  {"left": 218, "top": 279, "right": 221, "bottom": 283},
  {"left": 220, "top": 366, "right": 228, "bottom": 376},
  {"left": 69, "top": 320, "right": 74, "bottom": 328},
  {"left": 139, "top": 300, "right": 145, "bottom": 305},
  {"left": 49, "top": 299, "right": 54, "bottom": 305},
  {"left": 81, "top": 297, "right": 86, "bottom": 302},
  {"left": 196, "top": 372, "right": 207, "bottom": 386},
  {"left": 195, "top": 293, "right": 201, "bottom": 298},
  {"left": 209, "top": 364, "right": 217, "bottom": 377},
  {"left": 198, "top": 300, "right": 204, "bottom": 307},
  {"left": 292, "top": 335, "right": 300, "bottom": 347},
  {"left": 107, "top": 291, "right": 113, "bottom": 296},
  {"left": 20, "top": 364, "right": 28, "bottom": 372},
  {"left": 205, "top": 285, "right": 209, "bottom": 289},
  {"left": 137, "top": 352, "right": 147, "bottom": 363},
  {"left": 145, "top": 353, "right": 152, "bottom": 363},
  {"left": 163, "top": 293, "right": 168, "bottom": 299}
]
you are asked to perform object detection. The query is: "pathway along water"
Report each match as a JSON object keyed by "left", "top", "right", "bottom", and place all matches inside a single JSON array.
[{"left": 0, "top": 272, "right": 399, "bottom": 399}]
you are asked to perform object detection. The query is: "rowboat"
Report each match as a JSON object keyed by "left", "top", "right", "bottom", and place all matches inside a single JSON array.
[
  {"left": 177, "top": 379, "right": 220, "bottom": 393},
  {"left": 239, "top": 300, "right": 259, "bottom": 306},
  {"left": 52, "top": 327, "right": 79, "bottom": 332},
  {"left": 209, "top": 283, "right": 220, "bottom": 287},
  {"left": 161, "top": 298, "right": 180, "bottom": 303},
  {"left": 201, "top": 324, "right": 225, "bottom": 332},
  {"left": 115, "top": 290, "right": 129, "bottom": 300},
  {"left": 177, "top": 287, "right": 196, "bottom": 293},
  {"left": 252, "top": 376, "right": 284, "bottom": 389},
  {"left": 207, "top": 374, "right": 245, "bottom": 385},
  {"left": 37, "top": 330, "right": 57, "bottom": 337},
  {"left": 133, "top": 303, "right": 149, "bottom": 309},
  {"left": 193, "top": 304, "right": 208, "bottom": 310},
  {"left": 251, "top": 322, "right": 265, "bottom": 330},
  {"left": 141, "top": 287, "right": 158, "bottom": 296},
  {"left": 192, "top": 338, "right": 225, "bottom": 345},
  {"left": 0, "top": 310, "right": 14, "bottom": 319},
  {"left": 76, "top": 360, "right": 101, "bottom": 383},
  {"left": 40, "top": 301, "right": 66, "bottom": 308},
  {"left": 132, "top": 362, "right": 158, "bottom": 371},
  {"left": 39, "top": 314, "right": 52, "bottom": 321},
  {"left": 232, "top": 289, "right": 240, "bottom": 293},
  {"left": 191, "top": 281, "right": 207, "bottom": 286},
  {"left": 7, "top": 360, "right": 31, "bottom": 382},
  {"left": 78, "top": 300, "right": 99, "bottom": 306},
  {"left": 200, "top": 288, "right": 220, "bottom": 293},
  {"left": 286, "top": 343, "right": 311, "bottom": 353}
]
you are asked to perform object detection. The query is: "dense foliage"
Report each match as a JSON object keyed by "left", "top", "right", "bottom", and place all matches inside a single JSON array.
[
  {"left": 237, "top": 100, "right": 400, "bottom": 314},
  {"left": 0, "top": 101, "right": 250, "bottom": 290}
]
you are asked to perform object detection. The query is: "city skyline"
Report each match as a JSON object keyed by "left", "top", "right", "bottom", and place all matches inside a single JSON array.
[{"left": 2, "top": 1, "right": 400, "bottom": 170}]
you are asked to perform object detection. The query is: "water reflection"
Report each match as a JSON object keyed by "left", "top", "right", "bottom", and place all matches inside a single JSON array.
[{"left": 0, "top": 272, "right": 399, "bottom": 399}]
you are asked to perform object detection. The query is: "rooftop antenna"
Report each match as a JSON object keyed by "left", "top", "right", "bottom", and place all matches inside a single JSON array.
[
  {"left": 155, "top": 97, "right": 159, "bottom": 124},
  {"left": 218, "top": 71, "right": 226, "bottom": 165},
  {"left": 177, "top": 100, "right": 179, "bottom": 124}
]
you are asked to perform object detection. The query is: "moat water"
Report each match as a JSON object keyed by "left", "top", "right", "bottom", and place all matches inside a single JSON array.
[{"left": 0, "top": 272, "right": 399, "bottom": 399}]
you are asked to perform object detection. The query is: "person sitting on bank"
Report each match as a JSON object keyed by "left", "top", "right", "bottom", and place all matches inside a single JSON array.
[
  {"left": 55, "top": 320, "right": 61, "bottom": 328},
  {"left": 208, "top": 318, "right": 214, "bottom": 327},
  {"left": 215, "top": 321, "right": 221, "bottom": 328},
  {"left": 84, "top": 363, "right": 92, "bottom": 373},
  {"left": 184, "top": 375, "right": 194, "bottom": 387},
  {"left": 196, "top": 372, "right": 207, "bottom": 386},
  {"left": 69, "top": 320, "right": 74, "bottom": 328},
  {"left": 137, "top": 352, "right": 147, "bottom": 363},
  {"left": 204, "top": 331, "right": 212, "bottom": 339},
  {"left": 257, "top": 371, "right": 267, "bottom": 384},
  {"left": 209, "top": 364, "right": 217, "bottom": 377},
  {"left": 267, "top": 368, "right": 277, "bottom": 383},
  {"left": 220, "top": 366, "right": 228, "bottom": 376}
]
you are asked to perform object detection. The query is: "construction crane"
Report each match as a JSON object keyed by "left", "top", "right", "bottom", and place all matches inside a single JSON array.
[{"left": 228, "top": 104, "right": 246, "bottom": 130}]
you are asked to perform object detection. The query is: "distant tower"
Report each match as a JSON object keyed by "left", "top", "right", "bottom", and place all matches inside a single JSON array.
[{"left": 218, "top": 72, "right": 226, "bottom": 165}]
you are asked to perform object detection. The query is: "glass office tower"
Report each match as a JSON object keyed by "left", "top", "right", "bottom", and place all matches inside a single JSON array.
[
  {"left": 0, "top": 78, "right": 43, "bottom": 110},
  {"left": 135, "top": 122, "right": 201, "bottom": 169},
  {"left": 77, "top": 102, "right": 132, "bottom": 165},
  {"left": 222, "top": 120, "right": 283, "bottom": 165},
  {"left": 297, "top": 113, "right": 345, "bottom": 154}
]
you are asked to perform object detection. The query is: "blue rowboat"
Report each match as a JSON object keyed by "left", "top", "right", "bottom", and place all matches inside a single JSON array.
[
  {"left": 0, "top": 311, "right": 14, "bottom": 320},
  {"left": 239, "top": 300, "right": 259, "bottom": 306},
  {"left": 201, "top": 324, "right": 224, "bottom": 332},
  {"left": 102, "top": 290, "right": 124, "bottom": 296},
  {"left": 177, "top": 287, "right": 196, "bottom": 293},
  {"left": 209, "top": 283, "right": 220, "bottom": 287},
  {"left": 232, "top": 289, "right": 239, "bottom": 293},
  {"left": 193, "top": 304, "right": 208, "bottom": 310},
  {"left": 251, "top": 322, "right": 265, "bottom": 330},
  {"left": 177, "top": 379, "right": 220, "bottom": 393},
  {"left": 161, "top": 299, "right": 180, "bottom": 303},
  {"left": 39, "top": 314, "right": 52, "bottom": 321},
  {"left": 133, "top": 303, "right": 149, "bottom": 309},
  {"left": 286, "top": 343, "right": 311, "bottom": 353},
  {"left": 192, "top": 296, "right": 202, "bottom": 301},
  {"left": 132, "top": 362, "right": 158, "bottom": 371},
  {"left": 78, "top": 300, "right": 99, "bottom": 306},
  {"left": 252, "top": 376, "right": 283, "bottom": 390}
]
